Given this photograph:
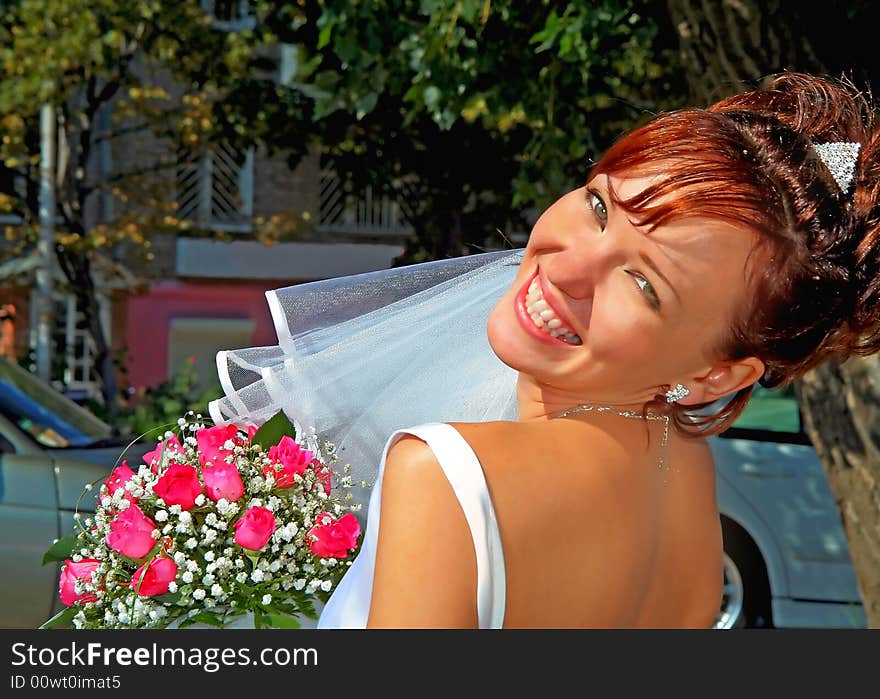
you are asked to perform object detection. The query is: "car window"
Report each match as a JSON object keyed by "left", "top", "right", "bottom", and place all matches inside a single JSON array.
[
  {"left": 0, "top": 359, "right": 112, "bottom": 448},
  {"left": 733, "top": 384, "right": 801, "bottom": 433}
]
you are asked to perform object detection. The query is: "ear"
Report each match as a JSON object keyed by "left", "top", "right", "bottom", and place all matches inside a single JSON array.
[{"left": 677, "top": 356, "right": 765, "bottom": 405}]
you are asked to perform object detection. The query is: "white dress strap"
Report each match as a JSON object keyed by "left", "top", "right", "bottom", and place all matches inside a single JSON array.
[
  {"left": 410, "top": 423, "right": 506, "bottom": 629},
  {"left": 316, "top": 421, "right": 507, "bottom": 629}
]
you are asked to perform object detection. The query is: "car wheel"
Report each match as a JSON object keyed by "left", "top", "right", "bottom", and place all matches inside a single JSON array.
[{"left": 714, "top": 525, "right": 773, "bottom": 629}]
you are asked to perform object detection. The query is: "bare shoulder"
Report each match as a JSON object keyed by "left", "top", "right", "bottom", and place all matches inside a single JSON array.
[
  {"left": 367, "top": 433, "right": 477, "bottom": 628},
  {"left": 446, "top": 419, "right": 638, "bottom": 526}
]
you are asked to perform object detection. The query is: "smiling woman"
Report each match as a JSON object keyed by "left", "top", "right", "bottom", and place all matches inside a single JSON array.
[{"left": 211, "top": 72, "right": 880, "bottom": 629}]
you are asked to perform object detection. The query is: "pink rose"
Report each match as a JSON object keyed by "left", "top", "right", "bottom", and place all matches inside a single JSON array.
[
  {"left": 201, "top": 462, "right": 245, "bottom": 502},
  {"left": 131, "top": 557, "right": 178, "bottom": 597},
  {"left": 312, "top": 458, "right": 332, "bottom": 495},
  {"left": 58, "top": 558, "right": 101, "bottom": 607},
  {"left": 153, "top": 464, "right": 202, "bottom": 510},
  {"left": 307, "top": 512, "right": 361, "bottom": 559},
  {"left": 265, "top": 436, "right": 313, "bottom": 488},
  {"left": 196, "top": 424, "right": 242, "bottom": 467},
  {"left": 106, "top": 504, "right": 157, "bottom": 559},
  {"left": 233, "top": 507, "right": 276, "bottom": 551},
  {"left": 142, "top": 434, "right": 183, "bottom": 473},
  {"left": 104, "top": 461, "right": 137, "bottom": 502}
]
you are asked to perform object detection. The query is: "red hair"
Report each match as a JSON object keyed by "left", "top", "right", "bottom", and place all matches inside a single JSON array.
[{"left": 588, "top": 73, "right": 880, "bottom": 437}]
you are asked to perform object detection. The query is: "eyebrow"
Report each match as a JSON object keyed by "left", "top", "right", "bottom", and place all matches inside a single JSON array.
[{"left": 600, "top": 175, "right": 682, "bottom": 307}]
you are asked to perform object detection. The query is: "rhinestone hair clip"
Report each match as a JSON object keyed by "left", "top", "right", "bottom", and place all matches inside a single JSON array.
[{"left": 813, "top": 141, "right": 861, "bottom": 193}]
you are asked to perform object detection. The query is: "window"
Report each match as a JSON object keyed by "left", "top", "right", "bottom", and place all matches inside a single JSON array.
[
  {"left": 318, "top": 157, "right": 414, "bottom": 238},
  {"left": 176, "top": 143, "right": 254, "bottom": 233},
  {"left": 28, "top": 290, "right": 110, "bottom": 402},
  {"left": 732, "top": 385, "right": 801, "bottom": 434},
  {"left": 200, "top": 0, "right": 256, "bottom": 31},
  {"left": 167, "top": 317, "right": 255, "bottom": 395}
]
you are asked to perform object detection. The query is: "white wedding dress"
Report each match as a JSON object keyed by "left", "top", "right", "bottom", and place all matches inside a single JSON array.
[
  {"left": 207, "top": 249, "right": 524, "bottom": 629},
  {"left": 317, "top": 422, "right": 506, "bottom": 629}
]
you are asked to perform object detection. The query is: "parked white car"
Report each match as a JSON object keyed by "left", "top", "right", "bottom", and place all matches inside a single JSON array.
[{"left": 710, "top": 385, "right": 865, "bottom": 628}]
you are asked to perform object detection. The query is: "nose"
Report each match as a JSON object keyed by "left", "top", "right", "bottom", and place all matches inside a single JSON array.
[{"left": 547, "top": 225, "right": 625, "bottom": 301}]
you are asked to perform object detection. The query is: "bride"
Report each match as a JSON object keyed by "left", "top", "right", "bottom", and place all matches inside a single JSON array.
[{"left": 211, "top": 73, "right": 880, "bottom": 628}]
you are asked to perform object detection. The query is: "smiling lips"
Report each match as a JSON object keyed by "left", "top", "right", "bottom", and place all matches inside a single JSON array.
[{"left": 522, "top": 272, "right": 583, "bottom": 345}]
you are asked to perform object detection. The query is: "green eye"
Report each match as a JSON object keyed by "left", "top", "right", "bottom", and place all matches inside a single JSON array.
[
  {"left": 633, "top": 274, "right": 660, "bottom": 309},
  {"left": 588, "top": 191, "right": 608, "bottom": 223}
]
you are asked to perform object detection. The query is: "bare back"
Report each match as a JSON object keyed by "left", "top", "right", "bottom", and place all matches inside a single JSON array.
[{"left": 448, "top": 417, "right": 723, "bottom": 628}]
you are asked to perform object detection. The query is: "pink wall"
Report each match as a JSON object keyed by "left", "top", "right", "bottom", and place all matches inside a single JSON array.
[{"left": 125, "top": 280, "right": 283, "bottom": 390}]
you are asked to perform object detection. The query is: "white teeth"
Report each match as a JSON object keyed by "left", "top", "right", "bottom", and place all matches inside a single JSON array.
[{"left": 523, "top": 274, "right": 582, "bottom": 344}]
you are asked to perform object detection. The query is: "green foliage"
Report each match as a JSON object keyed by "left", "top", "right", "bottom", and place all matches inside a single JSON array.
[
  {"left": 41, "top": 533, "right": 79, "bottom": 566},
  {"left": 274, "top": 0, "right": 687, "bottom": 258},
  {"left": 89, "top": 357, "right": 221, "bottom": 437},
  {"left": 125, "top": 359, "right": 221, "bottom": 437},
  {"left": 250, "top": 409, "right": 297, "bottom": 449}
]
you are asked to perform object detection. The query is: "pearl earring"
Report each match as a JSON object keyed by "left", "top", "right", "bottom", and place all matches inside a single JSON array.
[{"left": 665, "top": 383, "right": 690, "bottom": 403}]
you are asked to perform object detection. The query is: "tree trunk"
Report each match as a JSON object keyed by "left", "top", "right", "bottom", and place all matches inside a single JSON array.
[
  {"left": 667, "top": 0, "right": 879, "bottom": 627},
  {"left": 666, "top": 0, "right": 824, "bottom": 105},
  {"left": 794, "top": 358, "right": 880, "bottom": 627},
  {"left": 56, "top": 248, "right": 119, "bottom": 417}
]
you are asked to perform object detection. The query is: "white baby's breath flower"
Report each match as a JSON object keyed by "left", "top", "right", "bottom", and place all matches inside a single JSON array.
[
  {"left": 192, "top": 588, "right": 206, "bottom": 601},
  {"left": 154, "top": 509, "right": 168, "bottom": 522},
  {"left": 169, "top": 504, "right": 181, "bottom": 515},
  {"left": 168, "top": 581, "right": 178, "bottom": 594},
  {"left": 187, "top": 560, "right": 199, "bottom": 572},
  {"left": 182, "top": 571, "right": 194, "bottom": 584},
  {"left": 293, "top": 579, "right": 306, "bottom": 591},
  {"left": 162, "top": 524, "right": 173, "bottom": 535},
  {"left": 185, "top": 537, "right": 198, "bottom": 549},
  {"left": 204, "top": 550, "right": 215, "bottom": 562},
  {"left": 321, "top": 580, "right": 333, "bottom": 592},
  {"left": 173, "top": 551, "right": 186, "bottom": 565},
  {"left": 261, "top": 594, "right": 272, "bottom": 606},
  {"left": 178, "top": 511, "right": 192, "bottom": 524},
  {"left": 203, "top": 573, "right": 215, "bottom": 586},
  {"left": 194, "top": 494, "right": 206, "bottom": 506},
  {"left": 236, "top": 571, "right": 248, "bottom": 584},
  {"left": 202, "top": 529, "right": 217, "bottom": 544},
  {"left": 205, "top": 513, "right": 217, "bottom": 526},
  {"left": 251, "top": 569, "right": 265, "bottom": 583},
  {"left": 151, "top": 529, "right": 161, "bottom": 539},
  {"left": 211, "top": 583, "right": 224, "bottom": 598}
]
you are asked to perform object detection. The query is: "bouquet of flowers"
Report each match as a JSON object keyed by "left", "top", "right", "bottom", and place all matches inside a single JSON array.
[{"left": 41, "top": 411, "right": 362, "bottom": 629}]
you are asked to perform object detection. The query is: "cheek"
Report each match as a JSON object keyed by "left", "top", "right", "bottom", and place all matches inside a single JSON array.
[{"left": 588, "top": 294, "right": 662, "bottom": 362}]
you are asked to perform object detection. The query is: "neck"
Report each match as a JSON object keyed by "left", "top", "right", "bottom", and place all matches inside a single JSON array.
[{"left": 514, "top": 373, "right": 658, "bottom": 422}]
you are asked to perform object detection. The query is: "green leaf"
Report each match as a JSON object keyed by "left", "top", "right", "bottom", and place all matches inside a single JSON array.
[
  {"left": 184, "top": 611, "right": 226, "bottom": 627},
  {"left": 42, "top": 534, "right": 80, "bottom": 566},
  {"left": 250, "top": 410, "right": 297, "bottom": 449},
  {"left": 263, "top": 613, "right": 301, "bottom": 629},
  {"left": 39, "top": 605, "right": 79, "bottom": 630}
]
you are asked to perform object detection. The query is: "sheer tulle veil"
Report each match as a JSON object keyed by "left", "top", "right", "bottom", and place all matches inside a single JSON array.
[{"left": 208, "top": 248, "right": 526, "bottom": 514}]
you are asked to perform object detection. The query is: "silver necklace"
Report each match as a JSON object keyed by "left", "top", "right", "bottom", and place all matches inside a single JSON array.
[{"left": 549, "top": 403, "right": 671, "bottom": 475}]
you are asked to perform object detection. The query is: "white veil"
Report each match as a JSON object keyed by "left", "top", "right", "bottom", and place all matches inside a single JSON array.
[{"left": 208, "top": 248, "right": 526, "bottom": 510}]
